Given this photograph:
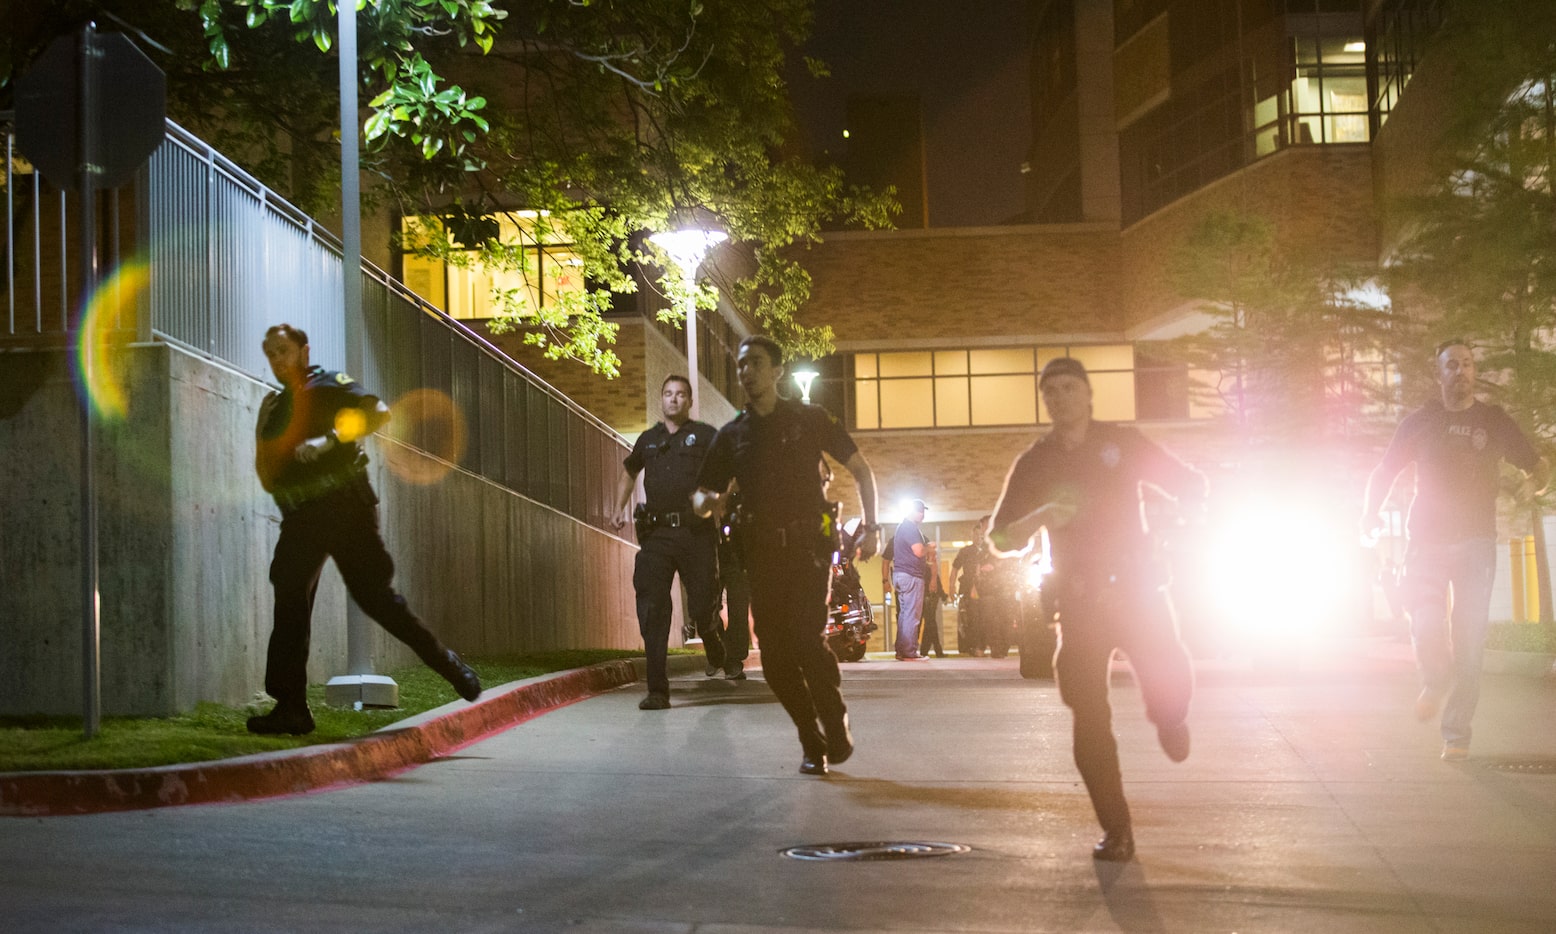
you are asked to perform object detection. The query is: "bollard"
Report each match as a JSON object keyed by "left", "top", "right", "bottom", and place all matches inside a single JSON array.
[
  {"left": 1525, "top": 535, "right": 1540, "bottom": 623},
  {"left": 1511, "top": 538, "right": 1527, "bottom": 622}
]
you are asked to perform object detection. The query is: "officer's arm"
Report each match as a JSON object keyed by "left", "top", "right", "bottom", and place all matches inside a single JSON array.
[
  {"left": 1361, "top": 417, "right": 1418, "bottom": 535},
  {"left": 692, "top": 482, "right": 729, "bottom": 519},
  {"left": 842, "top": 451, "right": 880, "bottom": 560},
  {"left": 612, "top": 467, "right": 639, "bottom": 531},
  {"left": 255, "top": 441, "right": 286, "bottom": 492},
  {"left": 1518, "top": 455, "right": 1552, "bottom": 500},
  {"left": 296, "top": 398, "right": 391, "bottom": 464},
  {"left": 254, "top": 394, "right": 286, "bottom": 492}
]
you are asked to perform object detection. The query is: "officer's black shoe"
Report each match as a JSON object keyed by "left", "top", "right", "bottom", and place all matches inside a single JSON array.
[
  {"left": 639, "top": 693, "right": 670, "bottom": 710},
  {"left": 705, "top": 662, "right": 720, "bottom": 677},
  {"left": 1092, "top": 829, "right": 1135, "bottom": 862},
  {"left": 823, "top": 713, "right": 854, "bottom": 765},
  {"left": 436, "top": 649, "right": 483, "bottom": 702},
  {"left": 799, "top": 752, "right": 828, "bottom": 775},
  {"left": 246, "top": 705, "right": 315, "bottom": 736}
]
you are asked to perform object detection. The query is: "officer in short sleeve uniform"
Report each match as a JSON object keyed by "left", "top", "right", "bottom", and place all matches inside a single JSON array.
[
  {"left": 693, "top": 335, "right": 881, "bottom": 775},
  {"left": 617, "top": 377, "right": 726, "bottom": 708},
  {"left": 250, "top": 324, "right": 480, "bottom": 736}
]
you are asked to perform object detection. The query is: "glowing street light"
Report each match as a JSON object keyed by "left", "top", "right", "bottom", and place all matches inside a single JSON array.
[
  {"left": 648, "top": 221, "right": 727, "bottom": 420},
  {"left": 791, "top": 363, "right": 819, "bottom": 404}
]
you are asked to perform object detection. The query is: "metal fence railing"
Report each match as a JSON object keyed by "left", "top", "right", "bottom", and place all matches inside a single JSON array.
[{"left": 2, "top": 115, "right": 629, "bottom": 532}]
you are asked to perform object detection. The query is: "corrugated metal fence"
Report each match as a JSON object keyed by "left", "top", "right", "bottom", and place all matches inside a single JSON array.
[{"left": 2, "top": 115, "right": 627, "bottom": 532}]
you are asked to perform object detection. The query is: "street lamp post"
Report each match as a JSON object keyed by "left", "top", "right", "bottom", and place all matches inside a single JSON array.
[{"left": 648, "top": 225, "right": 727, "bottom": 420}]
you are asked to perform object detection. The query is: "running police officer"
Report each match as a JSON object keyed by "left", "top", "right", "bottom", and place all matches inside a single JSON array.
[
  {"left": 250, "top": 324, "right": 480, "bottom": 735},
  {"left": 988, "top": 356, "right": 1205, "bottom": 861},
  {"left": 692, "top": 335, "right": 880, "bottom": 775},
  {"left": 612, "top": 375, "right": 726, "bottom": 709}
]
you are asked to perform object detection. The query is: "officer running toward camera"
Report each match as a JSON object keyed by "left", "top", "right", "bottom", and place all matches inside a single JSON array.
[
  {"left": 249, "top": 324, "right": 481, "bottom": 735},
  {"left": 692, "top": 335, "right": 880, "bottom": 775},
  {"left": 613, "top": 375, "right": 727, "bottom": 709}
]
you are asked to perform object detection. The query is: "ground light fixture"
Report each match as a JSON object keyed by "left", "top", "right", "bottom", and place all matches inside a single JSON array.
[{"left": 648, "top": 223, "right": 727, "bottom": 421}]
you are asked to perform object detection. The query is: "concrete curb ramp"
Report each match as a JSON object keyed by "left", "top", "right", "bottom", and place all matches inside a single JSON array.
[{"left": 0, "top": 658, "right": 645, "bottom": 818}]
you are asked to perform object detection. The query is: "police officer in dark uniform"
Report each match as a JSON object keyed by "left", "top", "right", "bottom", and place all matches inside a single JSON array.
[
  {"left": 249, "top": 324, "right": 481, "bottom": 735},
  {"left": 989, "top": 356, "right": 1205, "bottom": 861},
  {"left": 612, "top": 375, "right": 726, "bottom": 709},
  {"left": 693, "top": 335, "right": 880, "bottom": 775}
]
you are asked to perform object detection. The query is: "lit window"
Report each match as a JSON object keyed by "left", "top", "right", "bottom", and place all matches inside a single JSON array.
[
  {"left": 851, "top": 344, "right": 1174, "bottom": 430},
  {"left": 399, "top": 211, "right": 586, "bottom": 320},
  {"left": 1248, "top": 29, "right": 1369, "bottom": 156}
]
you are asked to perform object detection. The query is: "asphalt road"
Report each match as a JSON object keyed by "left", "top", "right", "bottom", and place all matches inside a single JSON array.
[{"left": 5, "top": 640, "right": 1556, "bottom": 933}]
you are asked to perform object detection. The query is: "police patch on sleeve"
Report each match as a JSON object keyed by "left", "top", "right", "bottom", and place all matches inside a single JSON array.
[{"left": 336, "top": 372, "right": 353, "bottom": 385}]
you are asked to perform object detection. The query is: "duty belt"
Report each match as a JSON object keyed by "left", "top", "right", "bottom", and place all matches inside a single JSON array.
[
  {"left": 646, "top": 508, "right": 699, "bottom": 528},
  {"left": 272, "top": 470, "right": 369, "bottom": 514}
]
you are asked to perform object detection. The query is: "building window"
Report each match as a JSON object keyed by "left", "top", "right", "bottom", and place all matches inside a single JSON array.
[
  {"left": 1252, "top": 23, "right": 1369, "bottom": 157},
  {"left": 398, "top": 211, "right": 586, "bottom": 320},
  {"left": 849, "top": 344, "right": 1182, "bottom": 431}
]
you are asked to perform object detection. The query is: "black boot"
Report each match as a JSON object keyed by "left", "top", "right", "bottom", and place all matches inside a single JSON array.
[
  {"left": 246, "top": 704, "right": 315, "bottom": 736},
  {"left": 822, "top": 712, "right": 854, "bottom": 765},
  {"left": 433, "top": 648, "right": 482, "bottom": 702}
]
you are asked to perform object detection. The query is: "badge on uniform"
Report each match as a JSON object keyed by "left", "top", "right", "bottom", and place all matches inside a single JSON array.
[{"left": 335, "top": 372, "right": 353, "bottom": 385}]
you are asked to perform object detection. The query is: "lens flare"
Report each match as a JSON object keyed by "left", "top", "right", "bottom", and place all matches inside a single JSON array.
[
  {"left": 334, "top": 407, "right": 368, "bottom": 443},
  {"left": 383, "top": 388, "right": 467, "bottom": 486},
  {"left": 76, "top": 260, "right": 150, "bottom": 421}
]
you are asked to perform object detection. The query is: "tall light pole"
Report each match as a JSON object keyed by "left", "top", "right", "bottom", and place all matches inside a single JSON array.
[
  {"left": 648, "top": 224, "right": 726, "bottom": 420},
  {"left": 325, "top": 1, "right": 397, "bottom": 710}
]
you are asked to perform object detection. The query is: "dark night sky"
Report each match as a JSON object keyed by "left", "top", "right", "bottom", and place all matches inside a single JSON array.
[{"left": 787, "top": 0, "right": 1032, "bottom": 228}]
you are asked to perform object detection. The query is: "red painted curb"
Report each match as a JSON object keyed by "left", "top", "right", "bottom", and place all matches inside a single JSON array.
[{"left": 0, "top": 659, "right": 641, "bottom": 818}]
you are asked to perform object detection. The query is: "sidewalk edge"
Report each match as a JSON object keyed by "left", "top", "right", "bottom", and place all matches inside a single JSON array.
[{"left": 0, "top": 659, "right": 642, "bottom": 818}]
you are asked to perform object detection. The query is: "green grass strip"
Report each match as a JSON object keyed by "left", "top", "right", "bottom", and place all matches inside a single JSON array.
[{"left": 0, "top": 649, "right": 654, "bottom": 773}]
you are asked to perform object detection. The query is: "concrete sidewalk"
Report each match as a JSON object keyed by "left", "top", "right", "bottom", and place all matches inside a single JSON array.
[{"left": 4, "top": 637, "right": 1556, "bottom": 932}]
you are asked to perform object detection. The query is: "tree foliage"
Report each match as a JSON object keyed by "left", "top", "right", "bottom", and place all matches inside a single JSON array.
[
  {"left": 1385, "top": 0, "right": 1556, "bottom": 447},
  {"left": 3, "top": 0, "right": 896, "bottom": 376},
  {"left": 1161, "top": 210, "right": 1399, "bottom": 450}
]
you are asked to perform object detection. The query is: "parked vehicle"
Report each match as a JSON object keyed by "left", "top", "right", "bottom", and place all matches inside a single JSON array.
[{"left": 825, "top": 518, "right": 877, "bottom": 663}]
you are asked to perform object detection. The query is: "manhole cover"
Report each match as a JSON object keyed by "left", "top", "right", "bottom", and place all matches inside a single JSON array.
[
  {"left": 780, "top": 841, "right": 971, "bottom": 861},
  {"left": 1483, "top": 758, "right": 1556, "bottom": 775}
]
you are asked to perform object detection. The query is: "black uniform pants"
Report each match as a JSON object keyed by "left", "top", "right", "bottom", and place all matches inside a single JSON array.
[
  {"left": 267, "top": 487, "right": 446, "bottom": 708},
  {"left": 634, "top": 525, "right": 724, "bottom": 697},
  {"left": 717, "top": 539, "right": 752, "bottom": 669},
  {"left": 746, "top": 541, "right": 844, "bottom": 755},
  {"left": 1053, "top": 579, "right": 1193, "bottom": 835}
]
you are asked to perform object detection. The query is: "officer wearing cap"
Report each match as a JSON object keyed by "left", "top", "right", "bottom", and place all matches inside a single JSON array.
[
  {"left": 250, "top": 324, "right": 481, "bottom": 735},
  {"left": 692, "top": 335, "right": 881, "bottom": 775},
  {"left": 612, "top": 374, "right": 726, "bottom": 709},
  {"left": 988, "top": 354, "right": 1206, "bottom": 861}
]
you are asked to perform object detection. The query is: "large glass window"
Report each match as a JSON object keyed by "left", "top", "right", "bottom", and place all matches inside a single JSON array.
[
  {"left": 850, "top": 344, "right": 1172, "bottom": 431},
  {"left": 399, "top": 211, "right": 586, "bottom": 320},
  {"left": 1251, "top": 23, "right": 1369, "bottom": 157}
]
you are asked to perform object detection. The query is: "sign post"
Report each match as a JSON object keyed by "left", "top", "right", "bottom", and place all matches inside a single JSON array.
[{"left": 15, "top": 23, "right": 165, "bottom": 736}]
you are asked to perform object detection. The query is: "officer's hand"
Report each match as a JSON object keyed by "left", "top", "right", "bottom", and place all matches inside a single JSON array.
[
  {"left": 610, "top": 514, "right": 627, "bottom": 532},
  {"left": 294, "top": 433, "right": 337, "bottom": 463},
  {"left": 1359, "top": 512, "right": 1384, "bottom": 543},
  {"left": 258, "top": 392, "right": 281, "bottom": 425},
  {"left": 856, "top": 527, "right": 880, "bottom": 562}
]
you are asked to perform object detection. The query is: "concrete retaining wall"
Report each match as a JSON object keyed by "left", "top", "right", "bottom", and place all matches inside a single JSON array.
[{"left": 0, "top": 342, "right": 637, "bottom": 716}]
